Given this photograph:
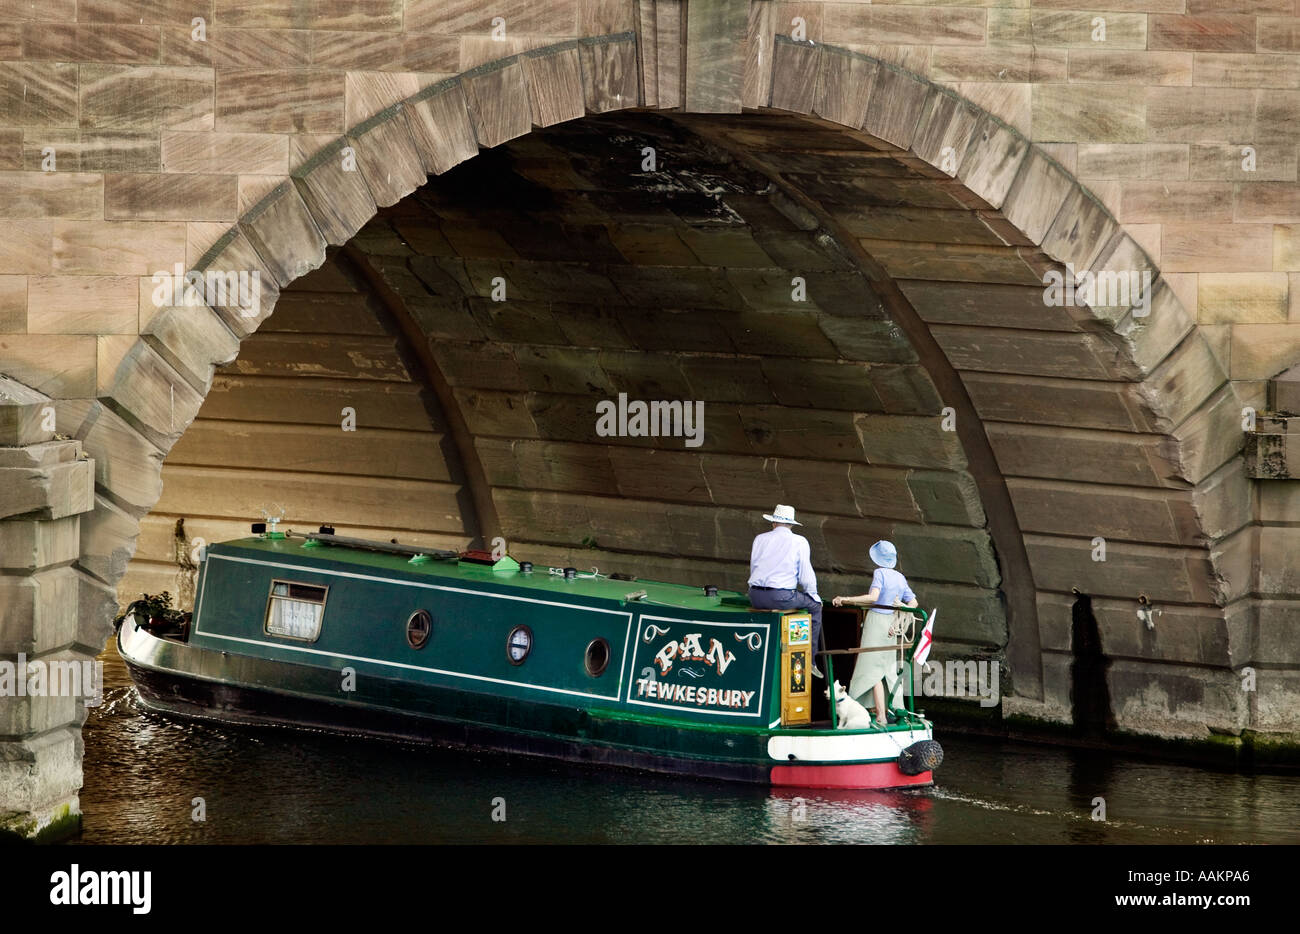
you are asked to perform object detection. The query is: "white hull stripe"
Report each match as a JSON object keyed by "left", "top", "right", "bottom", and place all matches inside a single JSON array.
[{"left": 767, "top": 728, "right": 932, "bottom": 763}]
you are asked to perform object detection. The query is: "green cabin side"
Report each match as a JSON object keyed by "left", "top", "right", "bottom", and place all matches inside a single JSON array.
[{"left": 189, "top": 538, "right": 786, "bottom": 731}]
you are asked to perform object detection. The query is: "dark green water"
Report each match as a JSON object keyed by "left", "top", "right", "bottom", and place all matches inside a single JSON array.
[{"left": 73, "top": 643, "right": 1300, "bottom": 845}]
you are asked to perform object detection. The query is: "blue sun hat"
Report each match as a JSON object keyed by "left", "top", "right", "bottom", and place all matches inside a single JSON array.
[{"left": 869, "top": 540, "right": 898, "bottom": 569}]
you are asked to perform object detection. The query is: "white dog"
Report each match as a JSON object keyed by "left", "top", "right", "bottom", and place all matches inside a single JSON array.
[{"left": 825, "top": 680, "right": 876, "bottom": 730}]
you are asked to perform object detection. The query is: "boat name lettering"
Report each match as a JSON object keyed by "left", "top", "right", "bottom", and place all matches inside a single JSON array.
[
  {"left": 635, "top": 679, "right": 755, "bottom": 710},
  {"left": 653, "top": 632, "right": 736, "bottom": 676}
]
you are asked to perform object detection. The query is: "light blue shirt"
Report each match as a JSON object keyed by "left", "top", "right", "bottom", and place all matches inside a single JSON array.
[
  {"left": 748, "top": 527, "right": 820, "bottom": 603},
  {"left": 870, "top": 567, "right": 915, "bottom": 611}
]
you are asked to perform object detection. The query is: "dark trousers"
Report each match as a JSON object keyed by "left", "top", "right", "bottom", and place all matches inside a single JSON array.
[{"left": 749, "top": 588, "right": 823, "bottom": 670}]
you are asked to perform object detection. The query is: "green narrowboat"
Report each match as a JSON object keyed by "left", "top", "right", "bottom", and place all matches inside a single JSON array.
[{"left": 117, "top": 525, "right": 944, "bottom": 790}]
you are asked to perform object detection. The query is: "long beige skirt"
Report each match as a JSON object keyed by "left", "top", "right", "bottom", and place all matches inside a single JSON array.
[{"left": 848, "top": 610, "right": 899, "bottom": 705}]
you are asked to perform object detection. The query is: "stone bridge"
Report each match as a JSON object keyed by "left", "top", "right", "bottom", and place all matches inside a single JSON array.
[{"left": 1, "top": 0, "right": 1298, "bottom": 839}]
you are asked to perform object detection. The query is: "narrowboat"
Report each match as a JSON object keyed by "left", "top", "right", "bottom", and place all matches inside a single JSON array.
[{"left": 116, "top": 523, "right": 945, "bottom": 790}]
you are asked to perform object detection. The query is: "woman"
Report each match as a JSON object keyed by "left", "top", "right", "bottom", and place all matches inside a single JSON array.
[{"left": 832, "top": 540, "right": 918, "bottom": 728}]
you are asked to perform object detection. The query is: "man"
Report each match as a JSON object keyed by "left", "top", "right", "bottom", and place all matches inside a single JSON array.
[{"left": 748, "top": 504, "right": 824, "bottom": 678}]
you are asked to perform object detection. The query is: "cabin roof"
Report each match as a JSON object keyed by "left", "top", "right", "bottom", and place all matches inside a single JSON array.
[{"left": 211, "top": 536, "right": 761, "bottom": 614}]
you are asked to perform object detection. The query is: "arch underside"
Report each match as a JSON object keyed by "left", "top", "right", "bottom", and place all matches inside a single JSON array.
[{"left": 105, "top": 97, "right": 1252, "bottom": 736}]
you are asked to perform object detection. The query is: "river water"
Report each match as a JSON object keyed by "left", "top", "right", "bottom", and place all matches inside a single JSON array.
[{"left": 71, "top": 642, "right": 1299, "bottom": 845}]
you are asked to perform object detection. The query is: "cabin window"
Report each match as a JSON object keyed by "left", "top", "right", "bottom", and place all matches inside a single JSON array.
[
  {"left": 406, "top": 610, "right": 432, "bottom": 649},
  {"left": 265, "top": 580, "right": 327, "bottom": 641},
  {"left": 506, "top": 625, "right": 532, "bottom": 665},
  {"left": 584, "top": 638, "right": 610, "bottom": 677}
]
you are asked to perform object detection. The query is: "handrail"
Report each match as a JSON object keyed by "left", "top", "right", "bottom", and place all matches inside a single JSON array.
[{"left": 822, "top": 603, "right": 935, "bottom": 728}]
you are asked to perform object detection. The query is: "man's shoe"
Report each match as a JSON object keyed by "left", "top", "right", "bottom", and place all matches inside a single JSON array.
[{"left": 812, "top": 664, "right": 824, "bottom": 679}]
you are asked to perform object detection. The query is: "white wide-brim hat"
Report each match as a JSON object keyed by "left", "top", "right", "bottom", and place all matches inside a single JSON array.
[{"left": 762, "top": 504, "right": 801, "bottom": 526}]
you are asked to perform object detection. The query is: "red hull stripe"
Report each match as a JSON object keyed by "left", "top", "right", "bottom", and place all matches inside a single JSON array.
[{"left": 770, "top": 762, "right": 933, "bottom": 790}]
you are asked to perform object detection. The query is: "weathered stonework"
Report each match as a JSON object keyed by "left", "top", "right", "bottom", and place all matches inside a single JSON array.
[{"left": 1, "top": 0, "right": 1299, "bottom": 838}]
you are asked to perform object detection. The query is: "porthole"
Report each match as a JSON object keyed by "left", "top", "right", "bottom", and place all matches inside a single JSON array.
[
  {"left": 584, "top": 638, "right": 610, "bottom": 678},
  {"left": 507, "top": 625, "right": 532, "bottom": 665},
  {"left": 406, "top": 610, "right": 432, "bottom": 649}
]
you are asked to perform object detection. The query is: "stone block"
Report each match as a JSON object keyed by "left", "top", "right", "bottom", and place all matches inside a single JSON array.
[
  {"left": 0, "top": 516, "right": 79, "bottom": 572},
  {"left": 990, "top": 10, "right": 1146, "bottom": 49},
  {"left": 906, "top": 469, "right": 985, "bottom": 527},
  {"left": 523, "top": 44, "right": 585, "bottom": 127},
  {"left": 1109, "top": 661, "right": 1246, "bottom": 737},
  {"left": 1067, "top": 49, "right": 1191, "bottom": 86},
  {"left": 191, "top": 224, "right": 282, "bottom": 336},
  {"left": 0, "top": 62, "right": 78, "bottom": 127},
  {"left": 239, "top": 181, "right": 327, "bottom": 289},
  {"left": 609, "top": 447, "right": 710, "bottom": 503},
  {"left": 580, "top": 35, "right": 638, "bottom": 114},
  {"left": 814, "top": 45, "right": 877, "bottom": 129},
  {"left": 985, "top": 422, "right": 1182, "bottom": 488},
  {"left": 891, "top": 525, "right": 1001, "bottom": 589},
  {"left": 0, "top": 568, "right": 80, "bottom": 655},
  {"left": 957, "top": 116, "right": 1030, "bottom": 210},
  {"left": 462, "top": 57, "right": 532, "bottom": 149},
  {"left": 767, "top": 458, "right": 858, "bottom": 518},
  {"left": 1039, "top": 185, "right": 1120, "bottom": 275},
  {"left": 96, "top": 338, "right": 205, "bottom": 452},
  {"left": 826, "top": 6, "right": 985, "bottom": 46},
  {"left": 81, "top": 64, "right": 213, "bottom": 131},
  {"left": 1024, "top": 534, "right": 1218, "bottom": 604},
  {"left": 701, "top": 453, "right": 784, "bottom": 508},
  {"left": 0, "top": 376, "right": 54, "bottom": 446},
  {"left": 476, "top": 438, "right": 613, "bottom": 495},
  {"left": 931, "top": 47, "right": 1067, "bottom": 83},
  {"left": 1033, "top": 84, "right": 1146, "bottom": 143},
  {"left": 1150, "top": 14, "right": 1255, "bottom": 52},
  {"left": 853, "top": 412, "right": 966, "bottom": 471},
  {"left": 819, "top": 317, "right": 918, "bottom": 363},
  {"left": 58, "top": 400, "right": 162, "bottom": 517},
  {"left": 141, "top": 303, "right": 240, "bottom": 395},
  {"left": 1170, "top": 384, "right": 1252, "bottom": 486},
  {"left": 715, "top": 404, "right": 847, "bottom": 460},
  {"left": 1146, "top": 86, "right": 1256, "bottom": 142},
  {"left": 760, "top": 358, "right": 882, "bottom": 411},
  {"left": 348, "top": 106, "right": 429, "bottom": 209},
  {"left": 597, "top": 350, "right": 694, "bottom": 400},
  {"left": 1008, "top": 477, "right": 1202, "bottom": 546},
  {"left": 910, "top": 88, "right": 982, "bottom": 178},
  {"left": 684, "top": 0, "right": 746, "bottom": 112},
  {"left": 1001, "top": 149, "right": 1076, "bottom": 246},
  {"left": 0, "top": 457, "right": 93, "bottom": 522},
  {"left": 0, "top": 172, "right": 103, "bottom": 220},
  {"left": 1077, "top": 142, "right": 1189, "bottom": 180},
  {"left": 863, "top": 64, "right": 933, "bottom": 151},
  {"left": 770, "top": 37, "right": 819, "bottom": 115},
  {"left": 1198, "top": 273, "right": 1289, "bottom": 324},
  {"left": 404, "top": 81, "right": 480, "bottom": 177},
  {"left": 27, "top": 275, "right": 138, "bottom": 335},
  {"left": 291, "top": 138, "right": 379, "bottom": 246},
  {"left": 215, "top": 68, "right": 341, "bottom": 134},
  {"left": 0, "top": 727, "right": 82, "bottom": 823},
  {"left": 23, "top": 130, "right": 160, "bottom": 173},
  {"left": 931, "top": 324, "right": 1139, "bottom": 381}
]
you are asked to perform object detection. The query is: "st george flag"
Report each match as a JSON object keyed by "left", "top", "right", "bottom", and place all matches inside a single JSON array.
[{"left": 914, "top": 609, "right": 937, "bottom": 667}]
